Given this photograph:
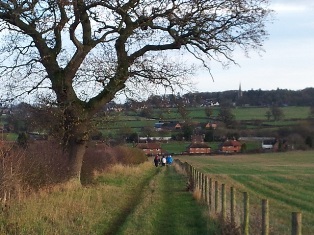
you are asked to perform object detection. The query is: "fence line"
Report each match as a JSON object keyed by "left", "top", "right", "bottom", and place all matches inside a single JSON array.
[{"left": 174, "top": 159, "right": 303, "bottom": 235}]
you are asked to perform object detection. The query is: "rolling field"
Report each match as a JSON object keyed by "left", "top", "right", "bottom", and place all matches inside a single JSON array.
[
  {"left": 177, "top": 151, "right": 314, "bottom": 234},
  {"left": 99, "top": 106, "right": 310, "bottom": 133},
  {"left": 233, "top": 106, "right": 310, "bottom": 121}
]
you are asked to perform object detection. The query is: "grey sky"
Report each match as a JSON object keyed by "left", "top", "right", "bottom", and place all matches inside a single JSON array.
[{"left": 193, "top": 0, "right": 314, "bottom": 93}]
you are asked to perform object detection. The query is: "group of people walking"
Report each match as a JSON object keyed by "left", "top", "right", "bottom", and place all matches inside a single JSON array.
[{"left": 153, "top": 154, "right": 173, "bottom": 167}]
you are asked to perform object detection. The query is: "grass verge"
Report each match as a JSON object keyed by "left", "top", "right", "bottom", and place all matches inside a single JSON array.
[
  {"left": 0, "top": 162, "right": 157, "bottom": 234},
  {"left": 0, "top": 161, "right": 217, "bottom": 234}
]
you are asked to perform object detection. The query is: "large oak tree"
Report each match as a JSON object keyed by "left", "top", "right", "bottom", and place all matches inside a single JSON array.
[{"left": 0, "top": 0, "right": 271, "bottom": 183}]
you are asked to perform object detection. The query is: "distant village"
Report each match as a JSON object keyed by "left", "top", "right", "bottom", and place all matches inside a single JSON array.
[{"left": 1, "top": 87, "right": 312, "bottom": 156}]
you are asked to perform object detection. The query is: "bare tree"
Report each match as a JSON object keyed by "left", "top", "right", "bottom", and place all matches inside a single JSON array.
[
  {"left": 0, "top": 0, "right": 271, "bottom": 183},
  {"left": 218, "top": 105, "right": 235, "bottom": 128},
  {"left": 204, "top": 106, "right": 213, "bottom": 118},
  {"left": 270, "top": 105, "right": 284, "bottom": 121}
]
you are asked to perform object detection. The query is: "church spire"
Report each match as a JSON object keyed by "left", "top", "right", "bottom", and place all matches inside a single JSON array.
[{"left": 238, "top": 83, "right": 243, "bottom": 97}]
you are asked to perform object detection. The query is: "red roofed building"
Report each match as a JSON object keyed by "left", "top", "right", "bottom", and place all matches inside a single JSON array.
[
  {"left": 136, "top": 142, "right": 164, "bottom": 156},
  {"left": 220, "top": 140, "right": 242, "bottom": 153},
  {"left": 186, "top": 134, "right": 211, "bottom": 154},
  {"left": 186, "top": 142, "right": 211, "bottom": 154}
]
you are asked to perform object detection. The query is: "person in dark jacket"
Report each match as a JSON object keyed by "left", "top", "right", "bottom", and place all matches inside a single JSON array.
[{"left": 153, "top": 155, "right": 159, "bottom": 167}]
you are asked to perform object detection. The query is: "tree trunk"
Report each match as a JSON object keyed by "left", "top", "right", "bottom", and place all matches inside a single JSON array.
[
  {"left": 62, "top": 106, "right": 90, "bottom": 185},
  {"left": 67, "top": 138, "right": 88, "bottom": 183}
]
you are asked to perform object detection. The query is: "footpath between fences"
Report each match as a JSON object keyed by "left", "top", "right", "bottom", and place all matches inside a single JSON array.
[{"left": 174, "top": 159, "right": 304, "bottom": 235}]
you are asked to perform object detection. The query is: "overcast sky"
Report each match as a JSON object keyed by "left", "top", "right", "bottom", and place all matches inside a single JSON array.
[{"left": 193, "top": 0, "right": 314, "bottom": 93}]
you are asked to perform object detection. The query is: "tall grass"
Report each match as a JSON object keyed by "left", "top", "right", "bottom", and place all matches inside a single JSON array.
[{"left": 0, "top": 162, "right": 156, "bottom": 234}]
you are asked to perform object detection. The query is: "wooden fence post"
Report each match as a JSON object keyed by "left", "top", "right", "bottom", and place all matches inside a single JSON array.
[
  {"left": 198, "top": 171, "right": 201, "bottom": 191},
  {"left": 195, "top": 169, "right": 197, "bottom": 190},
  {"left": 291, "top": 212, "right": 302, "bottom": 235},
  {"left": 215, "top": 181, "right": 219, "bottom": 213},
  {"left": 205, "top": 176, "right": 209, "bottom": 206},
  {"left": 262, "top": 199, "right": 269, "bottom": 235},
  {"left": 231, "top": 187, "right": 236, "bottom": 225},
  {"left": 193, "top": 168, "right": 196, "bottom": 190},
  {"left": 202, "top": 173, "right": 205, "bottom": 201},
  {"left": 221, "top": 184, "right": 226, "bottom": 222},
  {"left": 194, "top": 168, "right": 197, "bottom": 190},
  {"left": 185, "top": 162, "right": 189, "bottom": 175},
  {"left": 209, "top": 178, "right": 213, "bottom": 211},
  {"left": 189, "top": 165, "right": 193, "bottom": 189},
  {"left": 243, "top": 192, "right": 249, "bottom": 235},
  {"left": 200, "top": 173, "right": 203, "bottom": 200}
]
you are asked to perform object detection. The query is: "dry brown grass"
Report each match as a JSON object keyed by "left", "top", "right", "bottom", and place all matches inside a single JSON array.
[
  {"left": 0, "top": 162, "right": 156, "bottom": 234},
  {"left": 0, "top": 140, "right": 148, "bottom": 204},
  {"left": 193, "top": 188, "right": 202, "bottom": 201}
]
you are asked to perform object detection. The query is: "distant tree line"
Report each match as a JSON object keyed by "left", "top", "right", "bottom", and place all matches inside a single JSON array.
[
  {"left": 182, "top": 88, "right": 314, "bottom": 107},
  {"left": 103, "top": 89, "right": 314, "bottom": 125},
  {"left": 118, "top": 88, "right": 314, "bottom": 109}
]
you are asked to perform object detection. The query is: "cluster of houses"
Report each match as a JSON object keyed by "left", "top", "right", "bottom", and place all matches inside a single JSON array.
[
  {"left": 135, "top": 134, "right": 243, "bottom": 156},
  {"left": 136, "top": 120, "right": 245, "bottom": 156},
  {"left": 154, "top": 121, "right": 217, "bottom": 131},
  {"left": 136, "top": 135, "right": 287, "bottom": 156}
]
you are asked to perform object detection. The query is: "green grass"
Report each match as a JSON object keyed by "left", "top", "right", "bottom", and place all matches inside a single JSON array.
[
  {"left": 92, "top": 106, "right": 312, "bottom": 139},
  {"left": 98, "top": 106, "right": 311, "bottom": 137},
  {"left": 117, "top": 165, "right": 216, "bottom": 235},
  {"left": 161, "top": 141, "right": 190, "bottom": 154},
  {"left": 233, "top": 106, "right": 310, "bottom": 121},
  {"left": 3, "top": 133, "right": 18, "bottom": 141},
  {"left": 0, "top": 162, "right": 214, "bottom": 234},
  {"left": 161, "top": 141, "right": 222, "bottom": 154},
  {"left": 177, "top": 151, "right": 314, "bottom": 234}
]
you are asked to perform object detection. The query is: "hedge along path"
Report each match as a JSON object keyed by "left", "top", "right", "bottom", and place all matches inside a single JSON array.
[{"left": 116, "top": 164, "right": 212, "bottom": 235}]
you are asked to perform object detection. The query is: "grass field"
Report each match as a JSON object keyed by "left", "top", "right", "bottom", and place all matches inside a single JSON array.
[
  {"left": 96, "top": 106, "right": 311, "bottom": 137},
  {"left": 177, "top": 151, "right": 314, "bottom": 234},
  {"left": 0, "top": 162, "right": 214, "bottom": 234},
  {"left": 233, "top": 106, "right": 310, "bottom": 121}
]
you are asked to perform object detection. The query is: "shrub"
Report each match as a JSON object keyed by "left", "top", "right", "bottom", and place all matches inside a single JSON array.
[
  {"left": 114, "top": 145, "right": 147, "bottom": 165},
  {"left": 81, "top": 142, "right": 147, "bottom": 184},
  {"left": 81, "top": 142, "right": 118, "bottom": 183},
  {"left": 18, "top": 141, "right": 69, "bottom": 189},
  {"left": 0, "top": 141, "right": 68, "bottom": 202},
  {"left": 1, "top": 140, "right": 148, "bottom": 198},
  {"left": 17, "top": 132, "right": 28, "bottom": 148}
]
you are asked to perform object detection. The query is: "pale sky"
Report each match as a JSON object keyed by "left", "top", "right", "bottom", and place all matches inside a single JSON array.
[{"left": 193, "top": 0, "right": 314, "bottom": 93}]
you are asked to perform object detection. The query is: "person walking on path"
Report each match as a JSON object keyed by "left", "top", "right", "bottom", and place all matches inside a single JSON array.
[
  {"left": 153, "top": 155, "right": 160, "bottom": 167},
  {"left": 166, "top": 155, "right": 173, "bottom": 165},
  {"left": 161, "top": 155, "right": 166, "bottom": 166}
]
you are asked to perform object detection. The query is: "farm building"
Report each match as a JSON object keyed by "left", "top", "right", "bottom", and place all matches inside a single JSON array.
[
  {"left": 262, "top": 138, "right": 288, "bottom": 151},
  {"left": 220, "top": 139, "right": 242, "bottom": 153},
  {"left": 205, "top": 122, "right": 217, "bottom": 129},
  {"left": 136, "top": 142, "right": 165, "bottom": 156},
  {"left": 154, "top": 121, "right": 181, "bottom": 131},
  {"left": 262, "top": 139, "right": 276, "bottom": 150},
  {"left": 186, "top": 134, "right": 211, "bottom": 154},
  {"left": 186, "top": 142, "right": 211, "bottom": 154}
]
